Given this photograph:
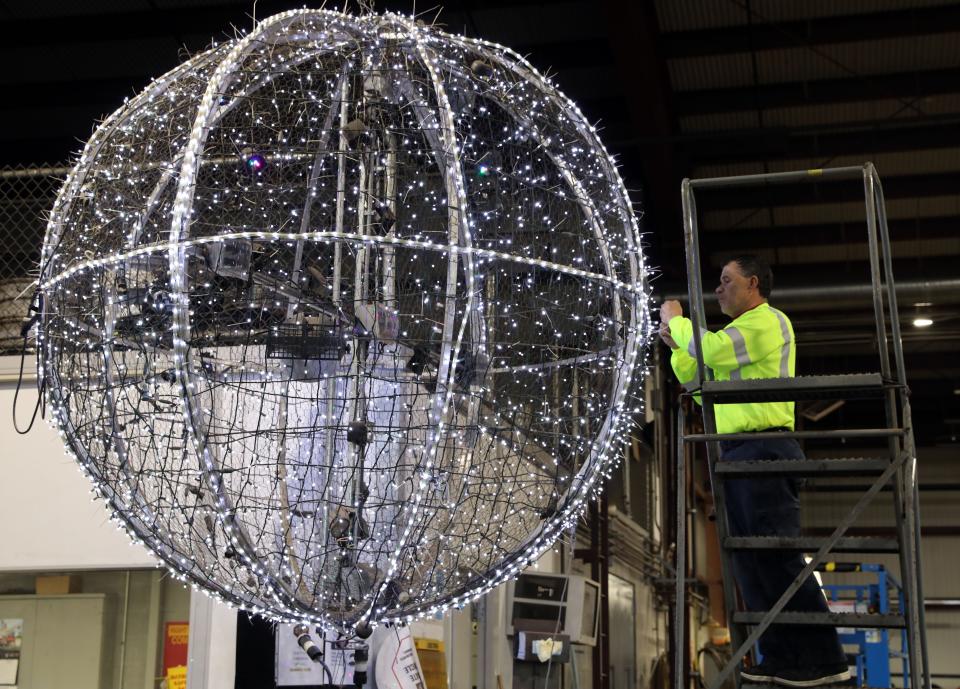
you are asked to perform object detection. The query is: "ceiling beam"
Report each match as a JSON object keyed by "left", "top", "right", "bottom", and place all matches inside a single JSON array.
[
  {"left": 660, "top": 4, "right": 960, "bottom": 58},
  {"left": 698, "top": 215, "right": 960, "bottom": 249},
  {"left": 734, "top": 256, "right": 960, "bottom": 287},
  {"left": 674, "top": 67, "right": 960, "bottom": 117},
  {"left": 693, "top": 169, "right": 960, "bottom": 210},
  {"left": 805, "top": 352, "right": 960, "bottom": 375},
  {"left": 681, "top": 115, "right": 960, "bottom": 163}
]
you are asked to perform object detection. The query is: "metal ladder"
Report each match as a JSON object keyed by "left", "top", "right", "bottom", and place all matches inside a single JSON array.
[{"left": 671, "top": 164, "right": 930, "bottom": 689}]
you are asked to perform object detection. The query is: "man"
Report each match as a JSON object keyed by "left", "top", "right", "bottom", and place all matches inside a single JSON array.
[{"left": 660, "top": 255, "right": 850, "bottom": 687}]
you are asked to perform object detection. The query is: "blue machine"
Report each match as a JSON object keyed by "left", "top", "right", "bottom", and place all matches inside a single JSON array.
[{"left": 819, "top": 563, "right": 908, "bottom": 688}]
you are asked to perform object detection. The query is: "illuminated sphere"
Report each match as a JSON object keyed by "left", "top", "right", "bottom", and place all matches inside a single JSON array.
[{"left": 38, "top": 10, "right": 651, "bottom": 631}]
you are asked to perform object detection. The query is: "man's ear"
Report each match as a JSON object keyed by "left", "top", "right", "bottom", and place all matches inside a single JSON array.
[{"left": 749, "top": 275, "right": 759, "bottom": 291}]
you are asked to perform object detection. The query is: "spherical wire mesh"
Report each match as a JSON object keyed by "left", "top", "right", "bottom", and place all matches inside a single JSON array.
[{"left": 38, "top": 9, "right": 653, "bottom": 632}]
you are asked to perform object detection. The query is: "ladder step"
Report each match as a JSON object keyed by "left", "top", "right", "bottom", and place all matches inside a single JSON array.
[
  {"left": 686, "top": 428, "right": 902, "bottom": 443},
  {"left": 724, "top": 536, "right": 899, "bottom": 553},
  {"left": 733, "top": 611, "right": 905, "bottom": 628},
  {"left": 742, "top": 684, "right": 859, "bottom": 689},
  {"left": 700, "top": 373, "right": 886, "bottom": 402},
  {"left": 715, "top": 458, "right": 889, "bottom": 478}
]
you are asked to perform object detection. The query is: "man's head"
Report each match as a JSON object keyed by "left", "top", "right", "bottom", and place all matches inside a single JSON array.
[{"left": 716, "top": 254, "right": 771, "bottom": 318}]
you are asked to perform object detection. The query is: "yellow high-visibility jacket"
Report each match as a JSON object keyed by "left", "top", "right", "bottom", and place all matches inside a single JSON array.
[{"left": 668, "top": 302, "right": 796, "bottom": 434}]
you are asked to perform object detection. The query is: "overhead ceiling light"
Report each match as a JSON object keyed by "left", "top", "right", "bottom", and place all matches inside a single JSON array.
[
  {"left": 913, "top": 301, "right": 933, "bottom": 308},
  {"left": 913, "top": 317, "right": 933, "bottom": 327}
]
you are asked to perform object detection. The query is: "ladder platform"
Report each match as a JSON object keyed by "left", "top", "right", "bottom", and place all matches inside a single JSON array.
[
  {"left": 742, "top": 684, "right": 860, "bottom": 689},
  {"left": 733, "top": 611, "right": 905, "bottom": 628},
  {"left": 724, "top": 536, "right": 899, "bottom": 553},
  {"left": 699, "top": 373, "right": 886, "bottom": 402},
  {"left": 685, "top": 428, "right": 903, "bottom": 442},
  {"left": 715, "top": 458, "right": 889, "bottom": 477}
]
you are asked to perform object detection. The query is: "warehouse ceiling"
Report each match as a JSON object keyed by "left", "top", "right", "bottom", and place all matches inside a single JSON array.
[{"left": 3, "top": 0, "right": 959, "bottom": 444}]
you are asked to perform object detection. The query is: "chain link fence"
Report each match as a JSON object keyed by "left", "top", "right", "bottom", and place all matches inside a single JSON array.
[{"left": 0, "top": 164, "right": 66, "bottom": 354}]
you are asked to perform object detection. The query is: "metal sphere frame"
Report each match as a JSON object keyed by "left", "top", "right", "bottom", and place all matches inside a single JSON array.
[{"left": 38, "top": 9, "right": 652, "bottom": 633}]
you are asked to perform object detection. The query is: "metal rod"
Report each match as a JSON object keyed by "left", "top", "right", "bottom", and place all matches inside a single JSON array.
[
  {"left": 332, "top": 75, "right": 349, "bottom": 309},
  {"left": 489, "top": 346, "right": 618, "bottom": 374},
  {"left": 118, "top": 570, "right": 131, "bottom": 689},
  {"left": 383, "top": 132, "right": 398, "bottom": 306},
  {"left": 673, "top": 406, "right": 687, "bottom": 689},
  {"left": 864, "top": 162, "right": 919, "bottom": 688},
  {"left": 287, "top": 67, "right": 346, "bottom": 321},
  {"left": 862, "top": 166, "right": 892, "bottom": 381},
  {"left": 355, "top": 156, "right": 370, "bottom": 306},
  {"left": 323, "top": 72, "right": 352, "bottom": 558},
  {"left": 678, "top": 178, "right": 742, "bottom": 689},
  {"left": 688, "top": 166, "right": 865, "bottom": 190},
  {"left": 912, "top": 457, "right": 932, "bottom": 689},
  {"left": 870, "top": 165, "right": 928, "bottom": 689},
  {"left": 273, "top": 80, "right": 349, "bottom": 601},
  {"left": 681, "top": 180, "right": 709, "bottom": 390},
  {"left": 658, "top": 277, "right": 960, "bottom": 307},
  {"left": 871, "top": 172, "right": 911, "bottom": 387},
  {"left": 684, "top": 428, "right": 904, "bottom": 442}
]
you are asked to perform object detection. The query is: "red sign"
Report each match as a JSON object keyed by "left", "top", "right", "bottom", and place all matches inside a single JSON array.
[{"left": 163, "top": 621, "right": 189, "bottom": 686}]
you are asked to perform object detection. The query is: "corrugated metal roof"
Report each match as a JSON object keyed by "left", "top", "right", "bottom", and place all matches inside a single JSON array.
[
  {"left": 655, "top": 0, "right": 960, "bottom": 33},
  {"left": 741, "top": 236, "right": 960, "bottom": 265},
  {"left": 692, "top": 147, "right": 960, "bottom": 179},
  {"left": 701, "top": 194, "right": 960, "bottom": 229},
  {"left": 680, "top": 95, "right": 960, "bottom": 132},
  {"left": 668, "top": 32, "right": 960, "bottom": 90},
  {"left": 678, "top": 111, "right": 761, "bottom": 131}
]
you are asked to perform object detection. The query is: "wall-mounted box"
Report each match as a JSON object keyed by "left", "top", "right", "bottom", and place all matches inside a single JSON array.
[
  {"left": 505, "top": 573, "right": 600, "bottom": 646},
  {"left": 35, "top": 575, "right": 81, "bottom": 595}
]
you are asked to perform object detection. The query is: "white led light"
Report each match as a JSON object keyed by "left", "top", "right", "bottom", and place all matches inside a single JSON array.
[{"left": 37, "top": 9, "right": 653, "bottom": 632}]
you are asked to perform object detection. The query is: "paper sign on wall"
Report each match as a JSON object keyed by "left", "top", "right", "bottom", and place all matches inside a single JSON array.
[
  {"left": 276, "top": 623, "right": 355, "bottom": 686},
  {"left": 0, "top": 619, "right": 22, "bottom": 687}
]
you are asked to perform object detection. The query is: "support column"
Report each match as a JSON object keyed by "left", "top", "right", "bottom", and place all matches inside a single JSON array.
[
  {"left": 186, "top": 591, "right": 237, "bottom": 689},
  {"left": 477, "top": 587, "right": 513, "bottom": 689},
  {"left": 444, "top": 606, "right": 473, "bottom": 689}
]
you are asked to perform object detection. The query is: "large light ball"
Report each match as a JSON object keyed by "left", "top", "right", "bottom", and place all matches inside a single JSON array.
[{"left": 38, "top": 9, "right": 651, "bottom": 632}]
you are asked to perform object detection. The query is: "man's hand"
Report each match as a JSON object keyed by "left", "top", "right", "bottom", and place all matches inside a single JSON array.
[
  {"left": 659, "top": 323, "right": 678, "bottom": 350},
  {"left": 660, "top": 299, "right": 682, "bottom": 325}
]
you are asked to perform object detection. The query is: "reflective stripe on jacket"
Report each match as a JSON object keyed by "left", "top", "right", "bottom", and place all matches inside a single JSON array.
[{"left": 668, "top": 302, "right": 796, "bottom": 434}]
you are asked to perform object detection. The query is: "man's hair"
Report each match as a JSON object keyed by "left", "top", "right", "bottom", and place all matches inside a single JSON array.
[{"left": 727, "top": 254, "right": 773, "bottom": 298}]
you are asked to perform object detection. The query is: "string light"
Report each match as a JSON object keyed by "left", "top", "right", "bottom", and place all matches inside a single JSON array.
[{"left": 37, "top": 9, "right": 653, "bottom": 634}]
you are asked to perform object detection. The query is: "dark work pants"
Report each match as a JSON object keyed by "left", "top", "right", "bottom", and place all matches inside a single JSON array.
[{"left": 719, "top": 436, "right": 846, "bottom": 668}]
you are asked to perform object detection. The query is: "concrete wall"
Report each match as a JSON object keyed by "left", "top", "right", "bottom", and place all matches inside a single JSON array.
[
  {"left": 0, "top": 365, "right": 157, "bottom": 571},
  {"left": 0, "top": 358, "right": 232, "bottom": 689}
]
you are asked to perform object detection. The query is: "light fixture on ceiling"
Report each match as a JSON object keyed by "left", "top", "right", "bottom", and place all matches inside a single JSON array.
[{"left": 912, "top": 301, "right": 933, "bottom": 328}]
